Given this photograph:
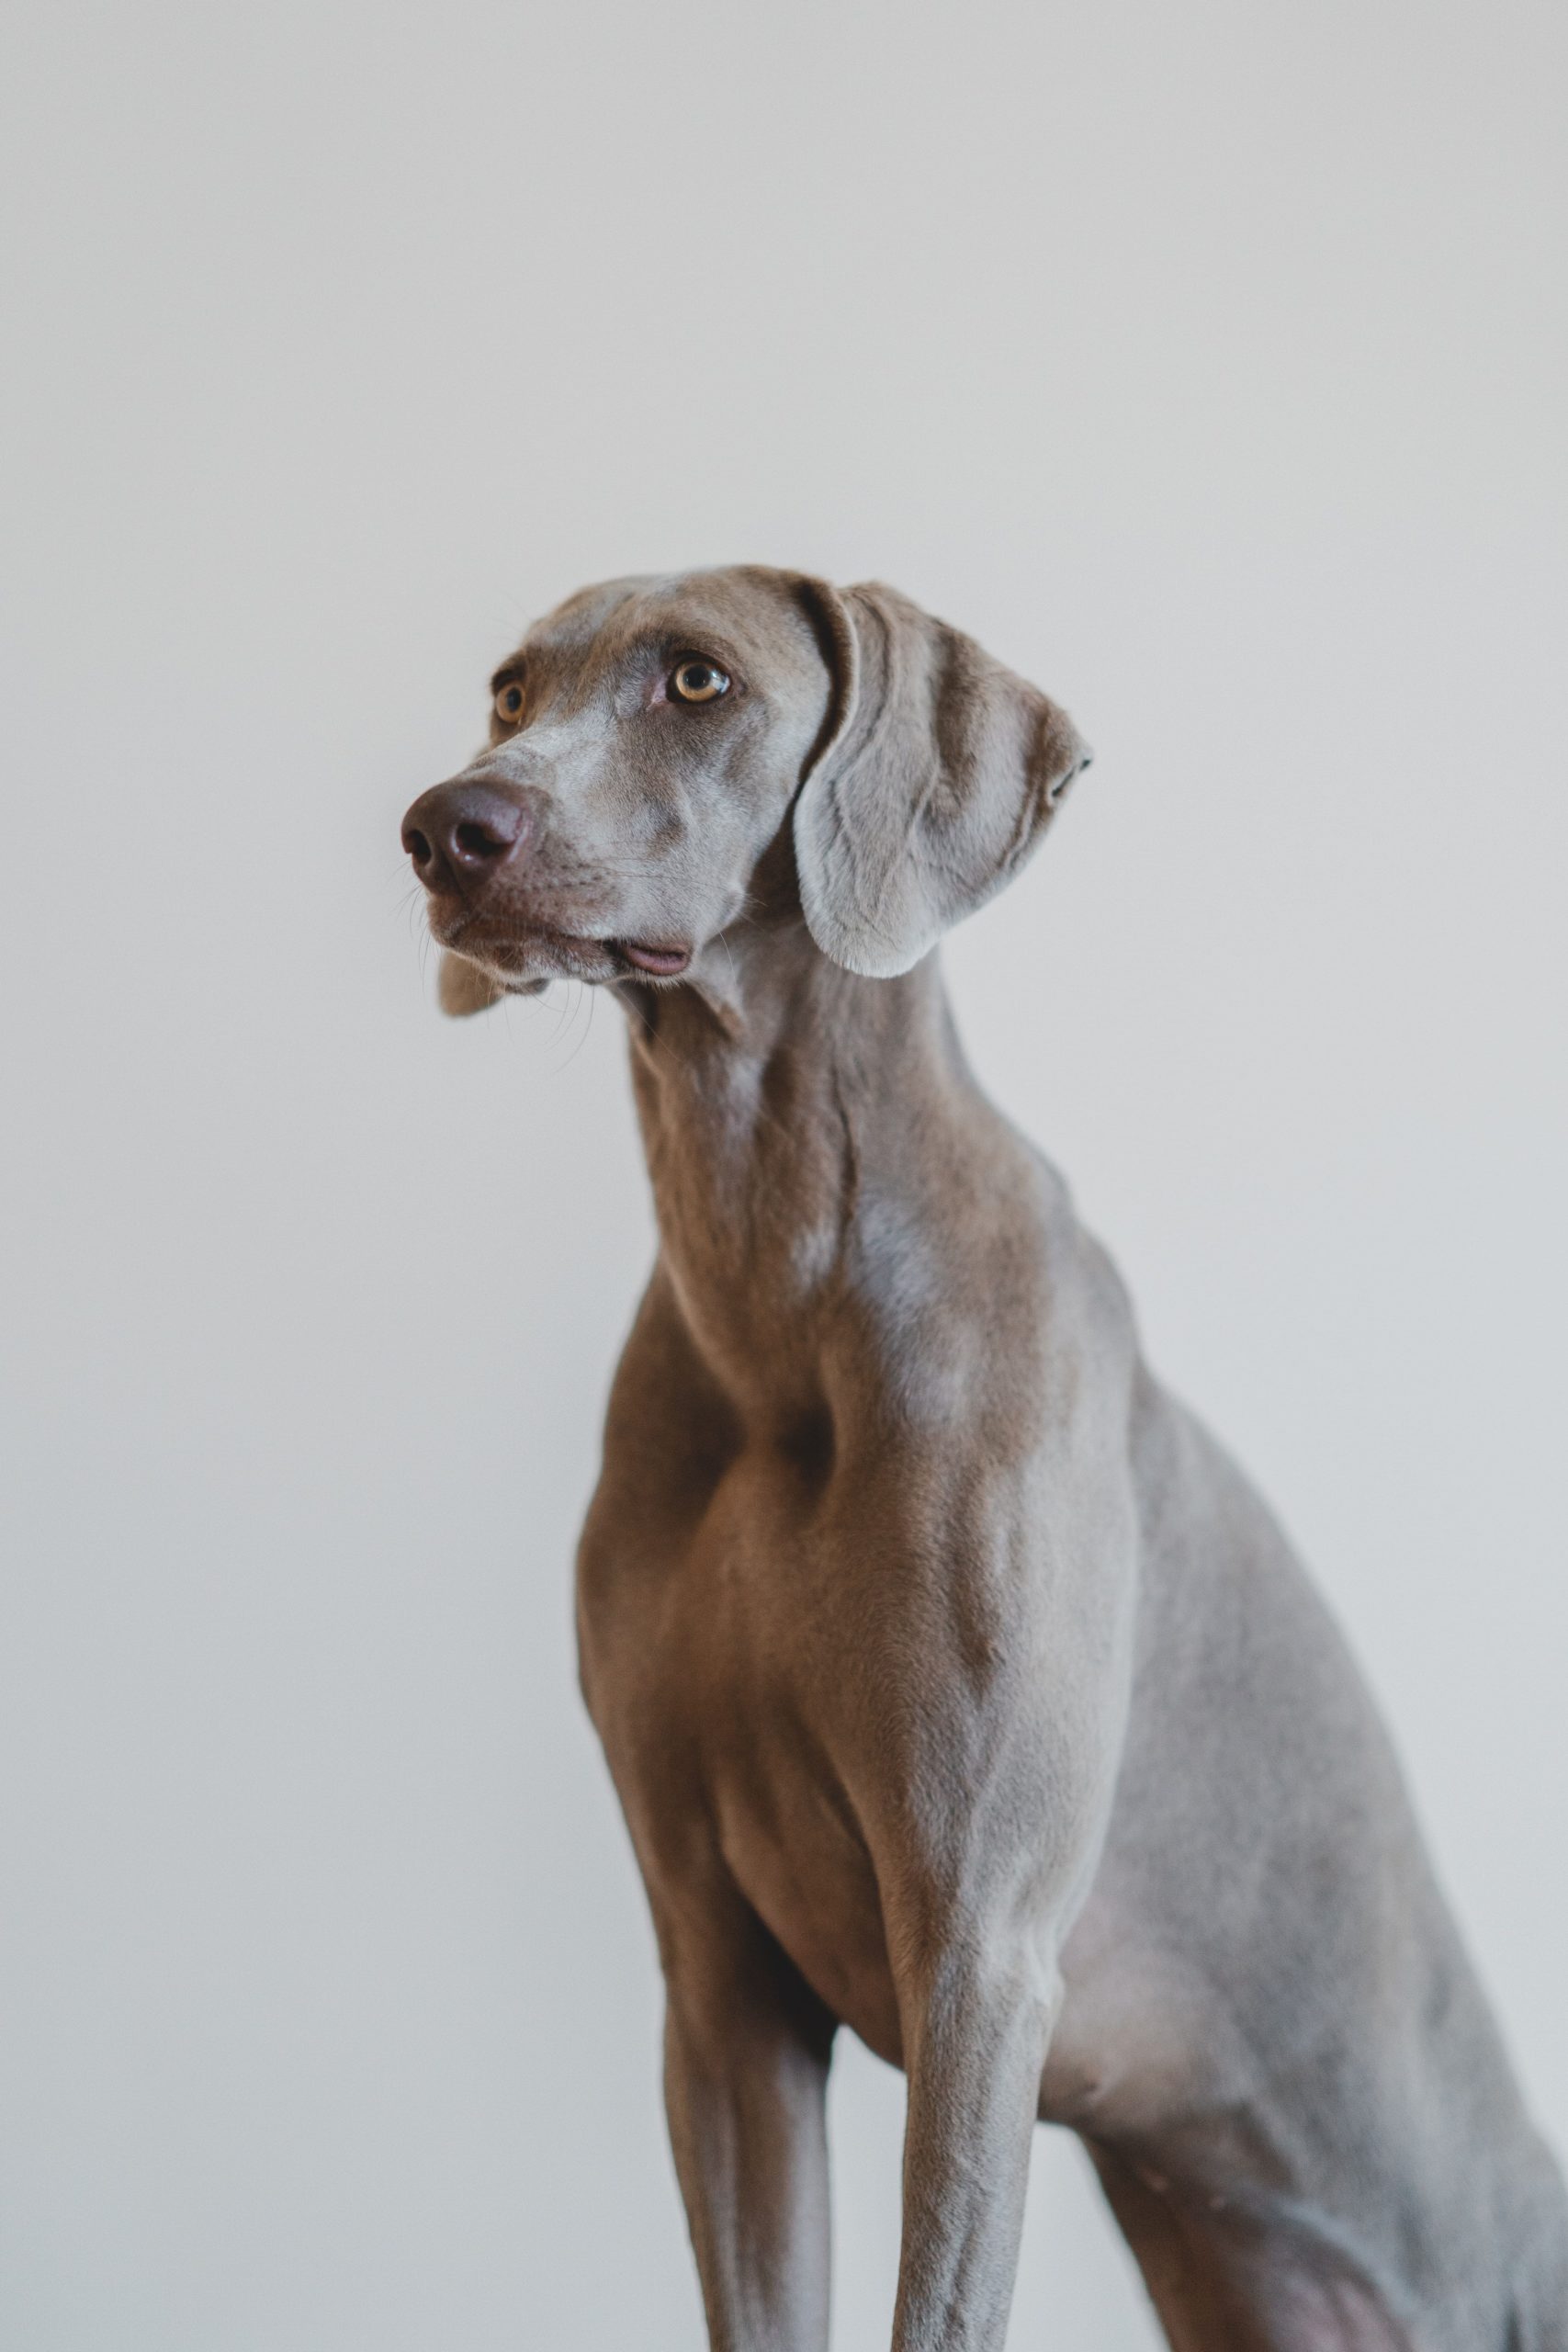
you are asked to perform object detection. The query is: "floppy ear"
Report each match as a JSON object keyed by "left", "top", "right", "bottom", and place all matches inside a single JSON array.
[
  {"left": 438, "top": 950, "right": 504, "bottom": 1016},
  {"left": 791, "top": 581, "right": 1092, "bottom": 978}
]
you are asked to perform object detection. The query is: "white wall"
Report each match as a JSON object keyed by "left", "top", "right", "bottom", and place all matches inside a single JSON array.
[{"left": 2, "top": 1, "right": 1564, "bottom": 2344}]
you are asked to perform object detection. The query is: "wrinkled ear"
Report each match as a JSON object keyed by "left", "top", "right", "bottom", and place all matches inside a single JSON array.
[
  {"left": 791, "top": 581, "right": 1092, "bottom": 978},
  {"left": 438, "top": 951, "right": 505, "bottom": 1016}
]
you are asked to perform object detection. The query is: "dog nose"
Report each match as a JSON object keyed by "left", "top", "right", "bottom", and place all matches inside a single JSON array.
[{"left": 401, "top": 782, "right": 531, "bottom": 896}]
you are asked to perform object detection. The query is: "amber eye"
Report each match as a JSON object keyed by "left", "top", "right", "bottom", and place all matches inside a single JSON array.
[
  {"left": 670, "top": 657, "right": 730, "bottom": 704},
  {"left": 493, "top": 680, "right": 525, "bottom": 724}
]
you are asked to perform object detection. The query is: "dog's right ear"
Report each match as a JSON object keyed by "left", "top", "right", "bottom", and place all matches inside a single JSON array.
[{"left": 437, "top": 951, "right": 504, "bottom": 1016}]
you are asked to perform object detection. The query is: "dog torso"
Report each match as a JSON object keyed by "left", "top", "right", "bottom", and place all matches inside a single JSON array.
[{"left": 577, "top": 947, "right": 1566, "bottom": 2352}]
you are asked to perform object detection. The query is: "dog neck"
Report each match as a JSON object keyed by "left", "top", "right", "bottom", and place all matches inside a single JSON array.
[{"left": 617, "top": 918, "right": 992, "bottom": 1422}]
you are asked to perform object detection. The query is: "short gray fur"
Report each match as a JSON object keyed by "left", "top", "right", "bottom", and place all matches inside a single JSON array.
[{"left": 402, "top": 567, "right": 1568, "bottom": 2349}]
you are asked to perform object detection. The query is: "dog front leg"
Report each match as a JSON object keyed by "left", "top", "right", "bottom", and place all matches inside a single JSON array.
[
  {"left": 889, "top": 1945, "right": 1056, "bottom": 2352},
  {"left": 660, "top": 1902, "right": 837, "bottom": 2352}
]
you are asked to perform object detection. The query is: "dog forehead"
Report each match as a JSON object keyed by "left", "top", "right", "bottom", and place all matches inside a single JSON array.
[{"left": 520, "top": 567, "right": 803, "bottom": 676}]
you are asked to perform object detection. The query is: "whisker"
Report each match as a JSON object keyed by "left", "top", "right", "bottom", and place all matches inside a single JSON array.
[{"left": 558, "top": 980, "right": 598, "bottom": 1074}]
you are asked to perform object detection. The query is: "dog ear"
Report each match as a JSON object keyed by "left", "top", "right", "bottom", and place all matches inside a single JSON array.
[
  {"left": 437, "top": 950, "right": 504, "bottom": 1016},
  {"left": 791, "top": 581, "right": 1091, "bottom": 978}
]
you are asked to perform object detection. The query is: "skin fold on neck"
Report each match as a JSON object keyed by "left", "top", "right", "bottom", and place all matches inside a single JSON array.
[{"left": 616, "top": 919, "right": 1003, "bottom": 1434}]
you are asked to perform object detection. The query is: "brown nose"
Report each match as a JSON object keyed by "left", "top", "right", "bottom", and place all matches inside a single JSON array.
[{"left": 400, "top": 781, "right": 531, "bottom": 897}]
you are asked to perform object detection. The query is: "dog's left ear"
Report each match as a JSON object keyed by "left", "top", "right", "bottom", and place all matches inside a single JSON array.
[
  {"left": 438, "top": 951, "right": 504, "bottom": 1015},
  {"left": 791, "top": 581, "right": 1091, "bottom": 978}
]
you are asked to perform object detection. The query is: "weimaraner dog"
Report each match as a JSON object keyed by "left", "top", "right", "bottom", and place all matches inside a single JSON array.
[{"left": 401, "top": 568, "right": 1567, "bottom": 2349}]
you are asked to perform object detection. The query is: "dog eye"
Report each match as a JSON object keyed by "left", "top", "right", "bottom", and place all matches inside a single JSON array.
[
  {"left": 493, "top": 681, "right": 525, "bottom": 724},
  {"left": 670, "top": 658, "right": 729, "bottom": 705}
]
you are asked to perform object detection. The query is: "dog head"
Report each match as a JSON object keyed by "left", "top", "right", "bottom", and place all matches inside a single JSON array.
[{"left": 401, "top": 566, "right": 1090, "bottom": 1010}]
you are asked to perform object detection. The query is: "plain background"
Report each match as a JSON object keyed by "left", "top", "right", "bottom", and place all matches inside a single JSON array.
[{"left": 2, "top": 0, "right": 1564, "bottom": 2344}]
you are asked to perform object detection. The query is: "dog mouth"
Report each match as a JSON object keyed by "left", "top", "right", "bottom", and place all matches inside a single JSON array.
[{"left": 433, "top": 909, "right": 691, "bottom": 985}]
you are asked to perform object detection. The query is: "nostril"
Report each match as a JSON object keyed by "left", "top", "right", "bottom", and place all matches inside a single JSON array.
[
  {"left": 403, "top": 783, "right": 528, "bottom": 888},
  {"left": 454, "top": 818, "right": 512, "bottom": 863}
]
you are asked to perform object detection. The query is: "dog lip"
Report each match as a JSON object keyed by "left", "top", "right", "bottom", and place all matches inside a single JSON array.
[
  {"left": 434, "top": 909, "right": 618, "bottom": 973},
  {"left": 619, "top": 942, "right": 692, "bottom": 978},
  {"left": 434, "top": 908, "right": 690, "bottom": 982}
]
